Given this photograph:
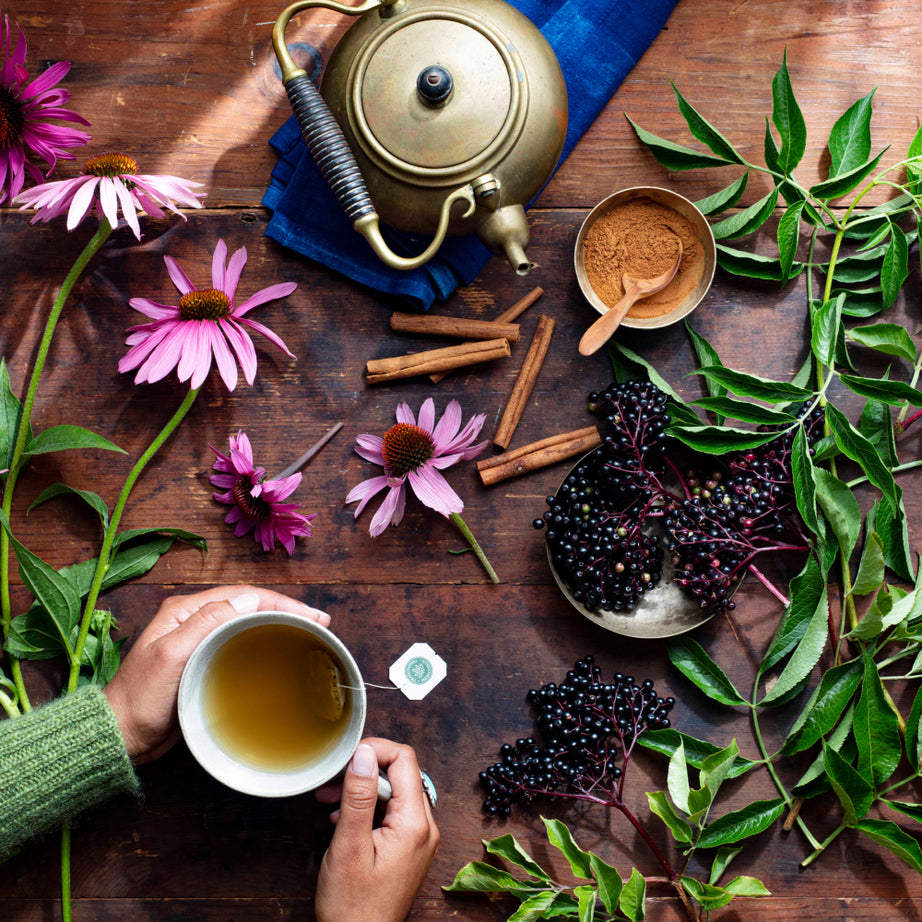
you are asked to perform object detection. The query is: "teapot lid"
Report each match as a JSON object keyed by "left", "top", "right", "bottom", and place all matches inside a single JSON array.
[{"left": 350, "top": 10, "right": 527, "bottom": 177}]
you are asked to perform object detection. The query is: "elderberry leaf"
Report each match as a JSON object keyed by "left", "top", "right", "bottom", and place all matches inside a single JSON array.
[
  {"left": 777, "top": 200, "right": 805, "bottom": 282},
  {"left": 639, "top": 729, "right": 756, "bottom": 778},
  {"left": 671, "top": 82, "right": 745, "bottom": 164},
  {"left": 840, "top": 374, "right": 922, "bottom": 408},
  {"left": 860, "top": 394, "right": 899, "bottom": 468},
  {"left": 667, "top": 424, "right": 777, "bottom": 454},
  {"left": 697, "top": 798, "right": 785, "bottom": 848},
  {"left": 700, "top": 740, "right": 741, "bottom": 804},
  {"left": 543, "top": 818, "right": 592, "bottom": 879},
  {"left": 691, "top": 397, "right": 796, "bottom": 427},
  {"left": 27, "top": 483, "right": 109, "bottom": 529},
  {"left": 625, "top": 115, "right": 734, "bottom": 170},
  {"left": 723, "top": 876, "right": 771, "bottom": 898},
  {"left": 763, "top": 116, "right": 781, "bottom": 173},
  {"left": 791, "top": 427, "right": 819, "bottom": 536},
  {"left": 883, "top": 801, "right": 922, "bottom": 825},
  {"left": 810, "top": 294, "right": 844, "bottom": 368},
  {"left": 618, "top": 868, "right": 646, "bottom": 922},
  {"left": 112, "top": 526, "right": 207, "bottom": 552},
  {"left": 771, "top": 51, "right": 807, "bottom": 174},
  {"left": 666, "top": 637, "right": 747, "bottom": 707},
  {"left": 904, "top": 685, "right": 922, "bottom": 770},
  {"left": 0, "top": 359, "right": 28, "bottom": 475},
  {"left": 695, "top": 171, "right": 750, "bottom": 216},
  {"left": 814, "top": 468, "right": 861, "bottom": 559},
  {"left": 760, "top": 582, "right": 828, "bottom": 706},
  {"left": 589, "top": 853, "right": 623, "bottom": 913},
  {"left": 685, "top": 323, "right": 726, "bottom": 399},
  {"left": 715, "top": 244, "right": 793, "bottom": 281},
  {"left": 880, "top": 225, "right": 910, "bottom": 307},
  {"left": 833, "top": 286, "right": 886, "bottom": 319},
  {"left": 850, "top": 531, "right": 885, "bottom": 598},
  {"left": 710, "top": 188, "right": 779, "bottom": 241},
  {"left": 509, "top": 890, "right": 561, "bottom": 921},
  {"left": 4, "top": 605, "right": 69, "bottom": 660},
  {"left": 854, "top": 653, "right": 902, "bottom": 786},
  {"left": 780, "top": 659, "right": 862, "bottom": 756},
  {"left": 810, "top": 148, "right": 887, "bottom": 201},
  {"left": 825, "top": 403, "right": 899, "bottom": 508},
  {"left": 908, "top": 124, "right": 922, "bottom": 192},
  {"left": 791, "top": 703, "right": 857, "bottom": 798},
  {"left": 647, "top": 791, "right": 694, "bottom": 845},
  {"left": 828, "top": 89, "right": 875, "bottom": 175},
  {"left": 856, "top": 818, "right": 922, "bottom": 875},
  {"left": 607, "top": 342, "right": 684, "bottom": 402},
  {"left": 830, "top": 244, "right": 888, "bottom": 283},
  {"left": 667, "top": 741, "right": 691, "bottom": 813},
  {"left": 25, "top": 424, "right": 125, "bottom": 457},
  {"left": 848, "top": 323, "right": 918, "bottom": 363},
  {"left": 708, "top": 846, "right": 742, "bottom": 886},
  {"left": 824, "top": 741, "right": 875, "bottom": 825},
  {"left": 483, "top": 835, "right": 551, "bottom": 883},
  {"left": 679, "top": 877, "right": 734, "bottom": 911},
  {"left": 866, "top": 492, "right": 914, "bottom": 583},
  {"left": 761, "top": 556, "right": 825, "bottom": 672},
  {"left": 692, "top": 365, "right": 812, "bottom": 402},
  {"left": 444, "top": 861, "right": 544, "bottom": 895},
  {"left": 574, "top": 885, "right": 596, "bottom": 922}
]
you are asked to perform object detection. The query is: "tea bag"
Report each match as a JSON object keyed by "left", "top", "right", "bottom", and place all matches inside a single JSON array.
[{"left": 306, "top": 649, "right": 345, "bottom": 721}]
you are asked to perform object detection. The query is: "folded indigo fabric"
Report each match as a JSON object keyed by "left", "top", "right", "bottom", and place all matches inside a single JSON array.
[{"left": 263, "top": 0, "right": 679, "bottom": 310}]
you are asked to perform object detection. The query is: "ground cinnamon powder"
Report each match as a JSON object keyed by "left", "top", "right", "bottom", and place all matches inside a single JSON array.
[{"left": 582, "top": 197, "right": 705, "bottom": 320}]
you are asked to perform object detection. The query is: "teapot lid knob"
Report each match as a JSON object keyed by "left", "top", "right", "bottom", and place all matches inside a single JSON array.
[{"left": 416, "top": 65, "right": 453, "bottom": 106}]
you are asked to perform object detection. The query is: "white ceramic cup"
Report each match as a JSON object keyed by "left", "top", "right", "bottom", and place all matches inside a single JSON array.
[{"left": 178, "top": 610, "right": 390, "bottom": 799}]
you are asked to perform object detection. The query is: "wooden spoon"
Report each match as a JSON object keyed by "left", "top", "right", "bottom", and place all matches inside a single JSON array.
[{"left": 578, "top": 241, "right": 683, "bottom": 356}]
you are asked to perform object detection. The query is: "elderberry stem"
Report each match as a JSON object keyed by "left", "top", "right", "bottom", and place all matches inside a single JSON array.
[
  {"left": 0, "top": 217, "right": 114, "bottom": 714},
  {"left": 449, "top": 512, "right": 499, "bottom": 584},
  {"left": 846, "top": 459, "right": 922, "bottom": 488},
  {"left": 747, "top": 563, "right": 789, "bottom": 607}
]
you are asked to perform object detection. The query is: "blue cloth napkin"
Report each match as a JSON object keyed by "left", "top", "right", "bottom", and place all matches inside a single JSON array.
[{"left": 263, "top": 0, "right": 679, "bottom": 310}]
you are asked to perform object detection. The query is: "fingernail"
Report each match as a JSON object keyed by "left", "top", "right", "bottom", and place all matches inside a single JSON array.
[
  {"left": 230, "top": 592, "right": 260, "bottom": 613},
  {"left": 351, "top": 743, "right": 377, "bottom": 778}
]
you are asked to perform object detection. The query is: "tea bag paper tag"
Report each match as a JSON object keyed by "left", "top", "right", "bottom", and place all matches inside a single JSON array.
[{"left": 389, "top": 643, "right": 446, "bottom": 700}]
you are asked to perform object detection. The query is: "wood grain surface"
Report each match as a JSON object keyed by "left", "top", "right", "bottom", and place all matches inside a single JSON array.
[{"left": 1, "top": 1, "right": 922, "bottom": 920}]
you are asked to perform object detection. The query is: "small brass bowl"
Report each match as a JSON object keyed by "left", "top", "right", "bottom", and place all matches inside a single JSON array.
[{"left": 574, "top": 186, "right": 716, "bottom": 330}]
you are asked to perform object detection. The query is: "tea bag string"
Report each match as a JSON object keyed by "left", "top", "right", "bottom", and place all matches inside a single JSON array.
[{"left": 338, "top": 681, "right": 395, "bottom": 691}]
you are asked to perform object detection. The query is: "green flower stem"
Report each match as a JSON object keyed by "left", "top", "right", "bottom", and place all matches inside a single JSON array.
[
  {"left": 66, "top": 386, "right": 200, "bottom": 693},
  {"left": 0, "top": 217, "right": 114, "bottom": 712},
  {"left": 449, "top": 512, "right": 499, "bottom": 584}
]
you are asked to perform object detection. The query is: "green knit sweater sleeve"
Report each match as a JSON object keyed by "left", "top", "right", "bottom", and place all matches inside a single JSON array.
[{"left": 0, "top": 684, "right": 139, "bottom": 861}]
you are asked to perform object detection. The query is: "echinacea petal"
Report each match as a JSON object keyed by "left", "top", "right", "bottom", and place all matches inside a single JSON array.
[
  {"left": 395, "top": 401, "right": 415, "bottom": 426},
  {"left": 234, "top": 281, "right": 298, "bottom": 316},
  {"left": 224, "top": 245, "right": 247, "bottom": 304},
  {"left": 164, "top": 255, "right": 195, "bottom": 295},
  {"left": 408, "top": 464, "right": 463, "bottom": 518},
  {"left": 431, "top": 399, "right": 463, "bottom": 449},
  {"left": 345, "top": 474, "right": 391, "bottom": 518},
  {"left": 417, "top": 397, "right": 436, "bottom": 433},
  {"left": 220, "top": 318, "right": 258, "bottom": 385},
  {"left": 368, "top": 484, "right": 406, "bottom": 537},
  {"left": 211, "top": 238, "right": 229, "bottom": 290}
]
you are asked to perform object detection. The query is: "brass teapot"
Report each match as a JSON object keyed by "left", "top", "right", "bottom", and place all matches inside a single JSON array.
[{"left": 272, "top": 0, "right": 568, "bottom": 275}]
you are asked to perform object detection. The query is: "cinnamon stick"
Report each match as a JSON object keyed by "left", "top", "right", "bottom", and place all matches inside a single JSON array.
[
  {"left": 493, "top": 314, "right": 556, "bottom": 450},
  {"left": 477, "top": 426, "right": 601, "bottom": 487},
  {"left": 365, "top": 338, "right": 511, "bottom": 385},
  {"left": 430, "top": 286, "right": 543, "bottom": 384},
  {"left": 390, "top": 312, "right": 521, "bottom": 344}
]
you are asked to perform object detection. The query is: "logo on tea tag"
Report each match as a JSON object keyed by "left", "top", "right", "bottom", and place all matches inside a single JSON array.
[{"left": 389, "top": 643, "right": 447, "bottom": 700}]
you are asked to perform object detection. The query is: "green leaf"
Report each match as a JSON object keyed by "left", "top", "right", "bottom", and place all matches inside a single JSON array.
[
  {"left": 25, "top": 424, "right": 125, "bottom": 457},
  {"left": 810, "top": 294, "right": 843, "bottom": 368},
  {"left": 484, "top": 835, "right": 550, "bottom": 882},
  {"left": 856, "top": 818, "right": 922, "bottom": 874},
  {"left": 626, "top": 115, "right": 735, "bottom": 170},
  {"left": 761, "top": 556, "right": 826, "bottom": 671},
  {"left": 716, "top": 244, "right": 797, "bottom": 281},
  {"left": 884, "top": 801, "right": 922, "bottom": 825},
  {"left": 867, "top": 491, "right": 914, "bottom": 582},
  {"left": 618, "top": 868, "right": 646, "bottom": 922},
  {"left": 685, "top": 323, "right": 726, "bottom": 400},
  {"left": 824, "top": 741, "right": 875, "bottom": 825},
  {"left": 850, "top": 531, "right": 885, "bottom": 597},
  {"left": 667, "top": 637, "right": 747, "bottom": 706},
  {"left": 781, "top": 659, "right": 862, "bottom": 755},
  {"left": 695, "top": 171, "right": 750, "bottom": 216},
  {"left": 692, "top": 365, "right": 812, "bottom": 402},
  {"left": 589, "top": 853, "right": 623, "bottom": 912},
  {"left": 647, "top": 790, "right": 694, "bottom": 844},
  {"left": 697, "top": 799, "right": 786, "bottom": 848},
  {"left": 672, "top": 82, "right": 745, "bottom": 164},
  {"left": 810, "top": 149, "right": 887, "bottom": 200},
  {"left": 708, "top": 846, "right": 742, "bottom": 886},
  {"left": 791, "top": 427, "right": 819, "bottom": 535},
  {"left": 701, "top": 740, "right": 740, "bottom": 804},
  {"left": 723, "top": 876, "right": 771, "bottom": 898},
  {"left": 828, "top": 89, "right": 875, "bottom": 176},
  {"left": 667, "top": 424, "right": 779, "bottom": 454},
  {"left": 860, "top": 394, "right": 899, "bottom": 468},
  {"left": 848, "top": 322, "right": 917, "bottom": 363},
  {"left": 771, "top": 50, "right": 807, "bottom": 173},
  {"left": 543, "top": 818, "right": 592, "bottom": 879},
  {"left": 691, "top": 396, "right": 796, "bottom": 427},
  {"left": 607, "top": 342, "right": 684, "bottom": 403},
  {"left": 777, "top": 200, "right": 805, "bottom": 282},
  {"left": 0, "top": 359, "right": 27, "bottom": 474},
  {"left": 27, "top": 483, "right": 109, "bottom": 529},
  {"left": 679, "top": 877, "right": 734, "bottom": 912},
  {"left": 880, "top": 224, "right": 910, "bottom": 307},
  {"left": 840, "top": 374, "right": 922, "bottom": 408},
  {"left": 667, "top": 740, "right": 691, "bottom": 813},
  {"left": 760, "top": 582, "right": 829, "bottom": 705},
  {"left": 792, "top": 704, "right": 857, "bottom": 797},
  {"left": 112, "top": 526, "right": 207, "bottom": 552},
  {"left": 5, "top": 605, "right": 71, "bottom": 660},
  {"left": 509, "top": 890, "right": 560, "bottom": 922},
  {"left": 638, "top": 729, "right": 756, "bottom": 778},
  {"left": 814, "top": 468, "right": 861, "bottom": 560},
  {"left": 574, "top": 885, "right": 596, "bottom": 922},
  {"left": 710, "top": 188, "right": 779, "bottom": 241},
  {"left": 444, "top": 861, "right": 542, "bottom": 894},
  {"left": 854, "top": 653, "right": 902, "bottom": 785},
  {"left": 825, "top": 402, "right": 898, "bottom": 508},
  {"left": 905, "top": 685, "right": 922, "bottom": 770}
]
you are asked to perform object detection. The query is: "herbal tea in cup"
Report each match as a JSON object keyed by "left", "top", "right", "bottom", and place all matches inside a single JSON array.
[{"left": 178, "top": 611, "right": 375, "bottom": 798}]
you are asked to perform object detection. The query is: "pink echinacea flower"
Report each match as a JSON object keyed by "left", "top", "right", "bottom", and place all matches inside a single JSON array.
[
  {"left": 15, "top": 151, "right": 204, "bottom": 238},
  {"left": 210, "top": 430, "right": 316, "bottom": 555},
  {"left": 118, "top": 238, "right": 297, "bottom": 391},
  {"left": 345, "top": 398, "right": 488, "bottom": 538},
  {"left": 0, "top": 12, "right": 90, "bottom": 204}
]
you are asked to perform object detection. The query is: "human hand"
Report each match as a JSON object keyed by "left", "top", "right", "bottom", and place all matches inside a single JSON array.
[
  {"left": 315, "top": 738, "right": 439, "bottom": 922},
  {"left": 103, "top": 585, "right": 330, "bottom": 764}
]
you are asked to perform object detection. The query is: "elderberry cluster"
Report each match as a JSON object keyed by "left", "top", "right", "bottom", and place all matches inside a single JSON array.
[{"left": 479, "top": 655, "right": 674, "bottom": 816}]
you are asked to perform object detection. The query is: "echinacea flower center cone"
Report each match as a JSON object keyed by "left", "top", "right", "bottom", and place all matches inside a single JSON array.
[
  {"left": 381, "top": 422, "right": 435, "bottom": 478},
  {"left": 179, "top": 288, "right": 233, "bottom": 321},
  {"left": 83, "top": 152, "right": 139, "bottom": 177},
  {"left": 0, "top": 86, "right": 24, "bottom": 149},
  {"left": 232, "top": 476, "right": 271, "bottom": 521}
]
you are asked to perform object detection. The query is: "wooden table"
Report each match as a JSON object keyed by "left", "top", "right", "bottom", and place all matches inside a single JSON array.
[{"left": 2, "top": 1, "right": 921, "bottom": 919}]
